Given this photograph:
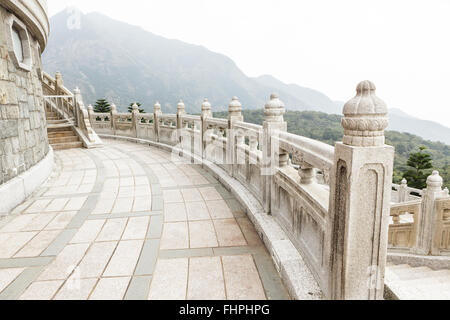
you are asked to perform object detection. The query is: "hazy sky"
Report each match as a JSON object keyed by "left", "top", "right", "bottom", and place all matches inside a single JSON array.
[{"left": 47, "top": 0, "right": 450, "bottom": 128}]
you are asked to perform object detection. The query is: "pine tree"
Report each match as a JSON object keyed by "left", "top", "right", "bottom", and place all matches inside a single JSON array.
[
  {"left": 94, "top": 99, "right": 111, "bottom": 113},
  {"left": 403, "top": 146, "right": 433, "bottom": 189},
  {"left": 128, "top": 102, "right": 145, "bottom": 113}
]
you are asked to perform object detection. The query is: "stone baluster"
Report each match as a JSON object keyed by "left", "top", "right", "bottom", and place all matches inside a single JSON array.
[
  {"left": 201, "top": 99, "right": 212, "bottom": 158},
  {"left": 176, "top": 100, "right": 186, "bottom": 143},
  {"left": 55, "top": 71, "right": 63, "bottom": 96},
  {"left": 327, "top": 81, "right": 394, "bottom": 300},
  {"left": 73, "top": 87, "right": 82, "bottom": 128},
  {"left": 87, "top": 104, "right": 94, "bottom": 124},
  {"left": 228, "top": 97, "right": 243, "bottom": 175},
  {"left": 263, "top": 94, "right": 287, "bottom": 213},
  {"left": 414, "top": 171, "right": 447, "bottom": 256},
  {"left": 111, "top": 104, "right": 117, "bottom": 135},
  {"left": 54, "top": 72, "right": 65, "bottom": 116},
  {"left": 399, "top": 179, "right": 409, "bottom": 203},
  {"left": 249, "top": 136, "right": 258, "bottom": 151},
  {"left": 299, "top": 162, "right": 315, "bottom": 184},
  {"left": 154, "top": 101, "right": 162, "bottom": 142},
  {"left": 131, "top": 103, "right": 139, "bottom": 138}
]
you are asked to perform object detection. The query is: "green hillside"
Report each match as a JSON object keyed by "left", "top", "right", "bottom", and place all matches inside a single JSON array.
[{"left": 214, "top": 110, "right": 450, "bottom": 189}]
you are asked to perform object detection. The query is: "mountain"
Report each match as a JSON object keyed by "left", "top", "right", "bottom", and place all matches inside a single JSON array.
[
  {"left": 253, "top": 75, "right": 343, "bottom": 114},
  {"left": 388, "top": 111, "right": 450, "bottom": 145},
  {"left": 43, "top": 10, "right": 334, "bottom": 114},
  {"left": 43, "top": 9, "right": 450, "bottom": 144}
]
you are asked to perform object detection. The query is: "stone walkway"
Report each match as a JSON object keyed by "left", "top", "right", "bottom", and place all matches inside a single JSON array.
[{"left": 0, "top": 139, "right": 289, "bottom": 300}]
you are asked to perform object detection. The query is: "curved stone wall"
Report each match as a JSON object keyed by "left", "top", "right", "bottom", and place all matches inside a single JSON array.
[
  {"left": 0, "top": 1, "right": 50, "bottom": 187},
  {"left": 2, "top": 0, "right": 49, "bottom": 51}
]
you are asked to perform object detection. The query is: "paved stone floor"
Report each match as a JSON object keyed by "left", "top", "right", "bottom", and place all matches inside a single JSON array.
[{"left": 0, "top": 139, "right": 289, "bottom": 300}]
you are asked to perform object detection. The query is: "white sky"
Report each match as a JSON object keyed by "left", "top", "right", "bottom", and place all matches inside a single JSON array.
[{"left": 47, "top": 0, "right": 450, "bottom": 128}]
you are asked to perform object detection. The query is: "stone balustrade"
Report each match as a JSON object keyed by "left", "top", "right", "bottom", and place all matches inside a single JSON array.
[
  {"left": 389, "top": 172, "right": 450, "bottom": 255},
  {"left": 42, "top": 72, "right": 102, "bottom": 148},
  {"left": 392, "top": 179, "right": 423, "bottom": 203},
  {"left": 82, "top": 80, "right": 395, "bottom": 300}
]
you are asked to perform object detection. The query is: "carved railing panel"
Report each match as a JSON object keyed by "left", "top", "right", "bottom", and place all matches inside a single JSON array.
[
  {"left": 204, "top": 118, "right": 228, "bottom": 170},
  {"left": 159, "top": 114, "right": 177, "bottom": 145},
  {"left": 231, "top": 121, "right": 264, "bottom": 203},
  {"left": 388, "top": 201, "right": 420, "bottom": 251},
  {"left": 435, "top": 198, "right": 450, "bottom": 253}
]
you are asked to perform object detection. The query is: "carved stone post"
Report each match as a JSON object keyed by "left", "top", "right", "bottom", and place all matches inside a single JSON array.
[
  {"left": 228, "top": 97, "right": 243, "bottom": 175},
  {"left": 414, "top": 171, "right": 447, "bottom": 255},
  {"left": 111, "top": 104, "right": 117, "bottom": 135},
  {"left": 399, "top": 179, "right": 409, "bottom": 203},
  {"left": 263, "top": 94, "right": 287, "bottom": 213},
  {"left": 55, "top": 71, "right": 63, "bottom": 95},
  {"left": 73, "top": 87, "right": 82, "bottom": 128},
  {"left": 131, "top": 103, "right": 139, "bottom": 138},
  {"left": 154, "top": 101, "right": 162, "bottom": 142},
  {"left": 201, "top": 98, "right": 212, "bottom": 159},
  {"left": 176, "top": 100, "right": 186, "bottom": 143},
  {"left": 87, "top": 104, "right": 94, "bottom": 126},
  {"left": 328, "top": 81, "right": 394, "bottom": 300}
]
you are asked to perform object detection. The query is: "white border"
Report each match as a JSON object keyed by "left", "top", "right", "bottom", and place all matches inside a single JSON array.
[{"left": 0, "top": 148, "right": 54, "bottom": 215}]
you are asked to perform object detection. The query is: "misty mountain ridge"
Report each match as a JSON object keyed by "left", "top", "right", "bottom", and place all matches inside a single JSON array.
[{"left": 43, "top": 9, "right": 450, "bottom": 145}]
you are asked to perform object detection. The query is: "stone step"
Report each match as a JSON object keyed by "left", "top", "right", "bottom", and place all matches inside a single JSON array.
[
  {"left": 47, "top": 119, "right": 70, "bottom": 125},
  {"left": 386, "top": 264, "right": 450, "bottom": 300},
  {"left": 49, "top": 136, "right": 80, "bottom": 144},
  {"left": 387, "top": 264, "right": 411, "bottom": 271},
  {"left": 390, "top": 274, "right": 450, "bottom": 288},
  {"left": 51, "top": 141, "right": 83, "bottom": 150},
  {"left": 388, "top": 266, "right": 434, "bottom": 281},
  {"left": 390, "top": 284, "right": 450, "bottom": 300},
  {"left": 47, "top": 125, "right": 73, "bottom": 132},
  {"left": 48, "top": 131, "right": 76, "bottom": 138}
]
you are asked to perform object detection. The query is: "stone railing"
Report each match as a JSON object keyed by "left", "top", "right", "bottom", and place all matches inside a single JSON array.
[
  {"left": 392, "top": 179, "right": 423, "bottom": 203},
  {"left": 42, "top": 72, "right": 102, "bottom": 148},
  {"left": 86, "top": 81, "right": 395, "bottom": 300},
  {"left": 389, "top": 172, "right": 450, "bottom": 255}
]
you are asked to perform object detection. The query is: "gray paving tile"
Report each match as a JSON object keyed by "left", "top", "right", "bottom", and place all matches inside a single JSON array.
[
  {"left": 253, "top": 252, "right": 290, "bottom": 300},
  {"left": 213, "top": 246, "right": 264, "bottom": 257},
  {"left": 225, "top": 198, "right": 247, "bottom": 214},
  {"left": 40, "top": 229, "right": 78, "bottom": 257},
  {"left": 151, "top": 184, "right": 162, "bottom": 196},
  {"left": 0, "top": 257, "right": 54, "bottom": 269},
  {"left": 152, "top": 196, "right": 163, "bottom": 211},
  {"left": 125, "top": 276, "right": 152, "bottom": 300},
  {"left": 147, "top": 215, "right": 163, "bottom": 239},
  {"left": 0, "top": 266, "right": 45, "bottom": 300},
  {"left": 134, "top": 239, "right": 160, "bottom": 276},
  {"left": 66, "top": 196, "right": 99, "bottom": 229},
  {"left": 158, "top": 248, "right": 214, "bottom": 259},
  {"left": 88, "top": 211, "right": 162, "bottom": 220},
  {"left": 216, "top": 185, "right": 235, "bottom": 200}
]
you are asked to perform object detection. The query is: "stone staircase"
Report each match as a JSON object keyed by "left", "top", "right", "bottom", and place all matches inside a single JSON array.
[
  {"left": 46, "top": 108, "right": 83, "bottom": 150},
  {"left": 386, "top": 262, "right": 450, "bottom": 300}
]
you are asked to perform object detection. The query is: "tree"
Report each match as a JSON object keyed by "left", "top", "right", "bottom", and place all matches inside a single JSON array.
[
  {"left": 94, "top": 99, "right": 111, "bottom": 113},
  {"left": 402, "top": 146, "right": 433, "bottom": 189},
  {"left": 128, "top": 102, "right": 145, "bottom": 113}
]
